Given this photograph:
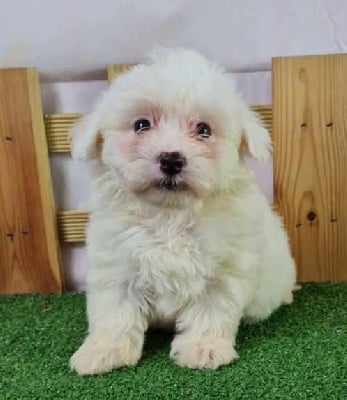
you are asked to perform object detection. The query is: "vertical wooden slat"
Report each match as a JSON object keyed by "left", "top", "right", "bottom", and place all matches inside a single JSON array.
[
  {"left": 0, "top": 68, "right": 62, "bottom": 293},
  {"left": 273, "top": 54, "right": 347, "bottom": 282}
]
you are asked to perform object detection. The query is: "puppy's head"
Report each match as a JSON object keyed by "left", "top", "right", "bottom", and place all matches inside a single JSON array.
[{"left": 71, "top": 48, "right": 271, "bottom": 207}]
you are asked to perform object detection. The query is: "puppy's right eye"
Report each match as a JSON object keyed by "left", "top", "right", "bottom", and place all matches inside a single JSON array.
[{"left": 134, "top": 119, "right": 151, "bottom": 134}]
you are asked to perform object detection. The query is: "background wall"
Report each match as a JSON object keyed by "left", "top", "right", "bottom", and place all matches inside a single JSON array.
[
  {"left": 1, "top": 0, "right": 346, "bottom": 289},
  {"left": 1, "top": 0, "right": 346, "bottom": 81}
]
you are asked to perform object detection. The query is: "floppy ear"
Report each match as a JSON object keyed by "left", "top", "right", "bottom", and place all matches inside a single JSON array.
[
  {"left": 69, "top": 112, "right": 103, "bottom": 160},
  {"left": 239, "top": 105, "right": 272, "bottom": 162}
]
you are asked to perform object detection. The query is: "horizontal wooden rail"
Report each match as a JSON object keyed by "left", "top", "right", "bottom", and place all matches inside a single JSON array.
[
  {"left": 57, "top": 210, "right": 89, "bottom": 243},
  {"left": 45, "top": 113, "right": 81, "bottom": 152},
  {"left": 45, "top": 105, "right": 272, "bottom": 153}
]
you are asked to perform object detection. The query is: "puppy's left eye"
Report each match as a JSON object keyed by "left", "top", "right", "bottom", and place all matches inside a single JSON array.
[
  {"left": 134, "top": 118, "right": 151, "bottom": 133},
  {"left": 196, "top": 122, "right": 211, "bottom": 138}
]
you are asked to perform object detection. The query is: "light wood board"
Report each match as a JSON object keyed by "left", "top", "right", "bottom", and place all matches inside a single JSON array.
[
  {"left": 273, "top": 54, "right": 347, "bottom": 282},
  {"left": 0, "top": 68, "right": 62, "bottom": 293}
]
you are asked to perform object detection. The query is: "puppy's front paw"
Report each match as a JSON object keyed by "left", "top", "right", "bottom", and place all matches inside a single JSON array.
[
  {"left": 70, "top": 333, "right": 141, "bottom": 375},
  {"left": 170, "top": 333, "right": 238, "bottom": 369}
]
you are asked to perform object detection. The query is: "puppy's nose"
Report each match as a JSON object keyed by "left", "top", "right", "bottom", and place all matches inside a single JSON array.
[{"left": 159, "top": 151, "right": 187, "bottom": 176}]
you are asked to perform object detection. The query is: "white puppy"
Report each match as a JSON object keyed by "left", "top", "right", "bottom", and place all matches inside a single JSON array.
[{"left": 69, "top": 48, "right": 296, "bottom": 374}]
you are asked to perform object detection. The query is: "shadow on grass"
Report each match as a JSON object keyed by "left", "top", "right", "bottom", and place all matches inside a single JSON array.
[{"left": 142, "top": 329, "right": 173, "bottom": 361}]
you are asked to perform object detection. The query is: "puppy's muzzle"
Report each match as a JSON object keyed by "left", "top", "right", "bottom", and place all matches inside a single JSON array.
[{"left": 159, "top": 152, "right": 187, "bottom": 176}]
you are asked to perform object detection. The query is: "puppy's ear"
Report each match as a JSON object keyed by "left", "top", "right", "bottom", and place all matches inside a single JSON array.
[
  {"left": 239, "top": 104, "right": 272, "bottom": 162},
  {"left": 69, "top": 113, "right": 103, "bottom": 160}
]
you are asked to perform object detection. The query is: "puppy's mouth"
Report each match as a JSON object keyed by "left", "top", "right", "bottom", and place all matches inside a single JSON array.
[{"left": 154, "top": 177, "right": 188, "bottom": 192}]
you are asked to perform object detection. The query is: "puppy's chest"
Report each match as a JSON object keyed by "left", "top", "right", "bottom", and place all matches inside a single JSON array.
[
  {"left": 135, "top": 215, "right": 234, "bottom": 319},
  {"left": 135, "top": 215, "right": 200, "bottom": 265},
  {"left": 139, "top": 211, "right": 232, "bottom": 259},
  {"left": 135, "top": 222, "right": 203, "bottom": 313},
  {"left": 137, "top": 211, "right": 228, "bottom": 252},
  {"left": 132, "top": 214, "right": 228, "bottom": 293}
]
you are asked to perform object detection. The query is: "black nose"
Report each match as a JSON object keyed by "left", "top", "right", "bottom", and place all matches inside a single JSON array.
[{"left": 159, "top": 152, "right": 187, "bottom": 176}]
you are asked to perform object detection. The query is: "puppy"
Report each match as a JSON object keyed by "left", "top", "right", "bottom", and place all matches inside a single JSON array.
[{"left": 69, "top": 48, "right": 296, "bottom": 374}]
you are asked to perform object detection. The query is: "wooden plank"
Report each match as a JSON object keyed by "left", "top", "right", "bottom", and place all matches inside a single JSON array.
[
  {"left": 0, "top": 68, "right": 62, "bottom": 293},
  {"left": 273, "top": 54, "right": 347, "bottom": 282},
  {"left": 45, "top": 107, "right": 272, "bottom": 153}
]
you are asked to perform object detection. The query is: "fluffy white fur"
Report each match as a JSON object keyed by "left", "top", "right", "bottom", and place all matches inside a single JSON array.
[{"left": 69, "top": 48, "right": 296, "bottom": 374}]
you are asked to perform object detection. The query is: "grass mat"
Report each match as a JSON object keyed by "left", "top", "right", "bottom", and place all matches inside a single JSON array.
[{"left": 1, "top": 284, "right": 346, "bottom": 399}]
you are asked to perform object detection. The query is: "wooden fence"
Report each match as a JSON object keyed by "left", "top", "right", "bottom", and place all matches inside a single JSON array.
[{"left": 1, "top": 54, "right": 346, "bottom": 293}]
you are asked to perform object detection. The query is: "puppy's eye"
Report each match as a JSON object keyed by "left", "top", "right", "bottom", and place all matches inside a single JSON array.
[
  {"left": 196, "top": 122, "right": 211, "bottom": 138},
  {"left": 134, "top": 119, "right": 151, "bottom": 133}
]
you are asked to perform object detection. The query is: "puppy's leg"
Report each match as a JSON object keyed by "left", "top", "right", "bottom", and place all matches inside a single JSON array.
[
  {"left": 70, "top": 284, "right": 147, "bottom": 375},
  {"left": 171, "top": 277, "right": 251, "bottom": 369}
]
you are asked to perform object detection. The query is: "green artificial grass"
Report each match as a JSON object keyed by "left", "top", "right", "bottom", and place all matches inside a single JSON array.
[{"left": 1, "top": 284, "right": 346, "bottom": 400}]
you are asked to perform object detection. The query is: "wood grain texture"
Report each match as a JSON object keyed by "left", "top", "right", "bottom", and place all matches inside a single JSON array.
[
  {"left": 0, "top": 68, "right": 62, "bottom": 293},
  {"left": 273, "top": 54, "right": 347, "bottom": 282}
]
